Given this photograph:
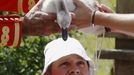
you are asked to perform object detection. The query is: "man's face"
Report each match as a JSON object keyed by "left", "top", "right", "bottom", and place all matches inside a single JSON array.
[{"left": 50, "top": 54, "right": 89, "bottom": 75}]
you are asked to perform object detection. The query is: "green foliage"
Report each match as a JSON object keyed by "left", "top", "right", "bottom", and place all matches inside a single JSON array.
[{"left": 0, "top": 36, "right": 51, "bottom": 75}]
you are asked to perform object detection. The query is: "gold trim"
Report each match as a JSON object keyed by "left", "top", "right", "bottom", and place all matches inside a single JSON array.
[
  {"left": 13, "top": 22, "right": 20, "bottom": 47},
  {"left": 0, "top": 26, "right": 10, "bottom": 46},
  {"left": 28, "top": 0, "right": 35, "bottom": 10},
  {"left": 18, "top": 0, "right": 23, "bottom": 14}
]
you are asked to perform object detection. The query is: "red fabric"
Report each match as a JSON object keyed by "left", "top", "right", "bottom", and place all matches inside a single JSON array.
[
  {"left": 0, "top": 16, "right": 22, "bottom": 47},
  {"left": 23, "top": 0, "right": 29, "bottom": 13},
  {"left": 23, "top": 0, "right": 39, "bottom": 13},
  {"left": 0, "top": 0, "right": 18, "bottom": 12},
  {"left": 0, "top": 0, "right": 39, "bottom": 13}
]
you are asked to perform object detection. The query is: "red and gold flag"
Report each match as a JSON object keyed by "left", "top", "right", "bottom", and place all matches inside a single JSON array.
[
  {"left": 0, "top": 0, "right": 18, "bottom": 12},
  {"left": 0, "top": 0, "right": 39, "bottom": 13},
  {"left": 0, "top": 16, "right": 22, "bottom": 47}
]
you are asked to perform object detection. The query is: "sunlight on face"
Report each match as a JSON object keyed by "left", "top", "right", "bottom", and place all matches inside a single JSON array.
[{"left": 50, "top": 54, "right": 90, "bottom": 75}]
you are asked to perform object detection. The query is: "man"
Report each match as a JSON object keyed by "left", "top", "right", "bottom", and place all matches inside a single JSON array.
[{"left": 42, "top": 37, "right": 94, "bottom": 75}]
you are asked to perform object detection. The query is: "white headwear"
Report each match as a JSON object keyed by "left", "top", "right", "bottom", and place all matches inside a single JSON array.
[{"left": 42, "top": 37, "right": 94, "bottom": 75}]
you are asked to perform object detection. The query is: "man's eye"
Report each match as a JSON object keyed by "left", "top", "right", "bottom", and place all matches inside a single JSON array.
[
  {"left": 60, "top": 62, "right": 69, "bottom": 67},
  {"left": 77, "top": 61, "right": 85, "bottom": 67}
]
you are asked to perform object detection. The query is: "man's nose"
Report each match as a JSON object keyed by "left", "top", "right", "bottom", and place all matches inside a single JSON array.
[{"left": 69, "top": 67, "right": 80, "bottom": 75}]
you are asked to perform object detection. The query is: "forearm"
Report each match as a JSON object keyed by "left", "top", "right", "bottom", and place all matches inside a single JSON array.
[
  {"left": 21, "top": 17, "right": 44, "bottom": 36},
  {"left": 95, "top": 11, "right": 134, "bottom": 33},
  {"left": 21, "top": 16, "right": 60, "bottom": 36},
  {"left": 21, "top": 17, "right": 43, "bottom": 36}
]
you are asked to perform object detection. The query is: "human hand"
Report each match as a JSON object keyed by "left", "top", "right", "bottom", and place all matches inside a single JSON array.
[
  {"left": 71, "top": 0, "right": 96, "bottom": 28},
  {"left": 23, "top": 0, "right": 80, "bottom": 35},
  {"left": 22, "top": 0, "right": 61, "bottom": 36},
  {"left": 97, "top": 4, "right": 114, "bottom": 13},
  {"left": 22, "top": 12, "right": 62, "bottom": 36}
]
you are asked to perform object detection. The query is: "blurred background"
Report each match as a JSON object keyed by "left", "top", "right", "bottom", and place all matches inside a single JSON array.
[{"left": 0, "top": 0, "right": 116, "bottom": 75}]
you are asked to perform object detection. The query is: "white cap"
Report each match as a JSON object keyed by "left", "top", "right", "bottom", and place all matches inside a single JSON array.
[{"left": 42, "top": 37, "right": 94, "bottom": 75}]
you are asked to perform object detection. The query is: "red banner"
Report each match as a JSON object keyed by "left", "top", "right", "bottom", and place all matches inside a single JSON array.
[
  {"left": 23, "top": 0, "right": 39, "bottom": 13},
  {"left": 0, "top": 0, "right": 39, "bottom": 13},
  {"left": 0, "top": 0, "right": 18, "bottom": 12},
  {"left": 0, "top": 16, "right": 22, "bottom": 47}
]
